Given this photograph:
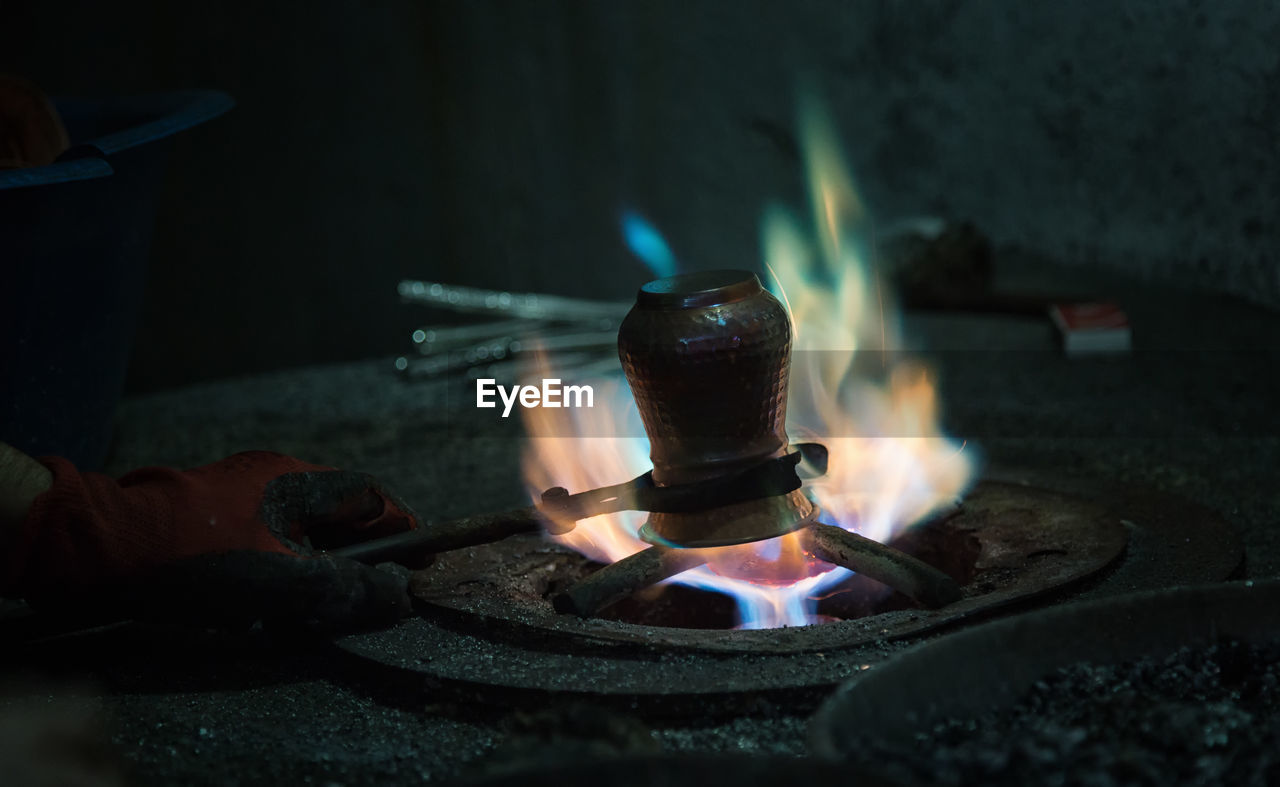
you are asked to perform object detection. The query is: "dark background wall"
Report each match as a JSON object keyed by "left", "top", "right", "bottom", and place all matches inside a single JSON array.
[{"left": 3, "top": 0, "right": 1277, "bottom": 392}]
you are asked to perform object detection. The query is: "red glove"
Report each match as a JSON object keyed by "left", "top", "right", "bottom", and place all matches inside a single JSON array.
[{"left": 4, "top": 451, "right": 420, "bottom": 630}]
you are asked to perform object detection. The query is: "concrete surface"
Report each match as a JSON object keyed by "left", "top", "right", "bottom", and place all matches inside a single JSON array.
[{"left": 3, "top": 253, "right": 1271, "bottom": 784}]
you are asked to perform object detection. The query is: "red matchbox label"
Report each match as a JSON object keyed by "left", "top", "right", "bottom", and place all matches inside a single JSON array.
[{"left": 1049, "top": 302, "right": 1132, "bottom": 355}]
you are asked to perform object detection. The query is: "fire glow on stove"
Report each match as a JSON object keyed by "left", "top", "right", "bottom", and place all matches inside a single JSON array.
[{"left": 522, "top": 95, "right": 975, "bottom": 629}]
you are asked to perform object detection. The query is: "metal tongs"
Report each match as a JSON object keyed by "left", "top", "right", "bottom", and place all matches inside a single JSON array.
[
  {"left": 332, "top": 444, "right": 828, "bottom": 566},
  {"left": 334, "top": 441, "right": 962, "bottom": 613}
]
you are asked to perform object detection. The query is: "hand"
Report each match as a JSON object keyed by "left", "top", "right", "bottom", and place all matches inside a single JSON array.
[
  {"left": 0, "top": 76, "right": 69, "bottom": 169},
  {"left": 3, "top": 451, "right": 421, "bottom": 631}
]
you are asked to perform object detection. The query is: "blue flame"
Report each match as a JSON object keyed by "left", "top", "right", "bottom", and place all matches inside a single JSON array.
[{"left": 621, "top": 209, "right": 678, "bottom": 278}]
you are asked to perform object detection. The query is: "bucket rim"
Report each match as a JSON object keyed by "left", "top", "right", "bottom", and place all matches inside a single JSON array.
[{"left": 0, "top": 89, "right": 233, "bottom": 191}]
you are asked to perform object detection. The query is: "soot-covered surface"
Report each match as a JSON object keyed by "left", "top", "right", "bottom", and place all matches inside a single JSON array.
[
  {"left": 860, "top": 640, "right": 1280, "bottom": 786},
  {"left": 2, "top": 254, "right": 1276, "bottom": 784}
]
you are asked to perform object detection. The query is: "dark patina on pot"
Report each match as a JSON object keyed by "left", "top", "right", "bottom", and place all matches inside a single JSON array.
[{"left": 617, "top": 269, "right": 815, "bottom": 548}]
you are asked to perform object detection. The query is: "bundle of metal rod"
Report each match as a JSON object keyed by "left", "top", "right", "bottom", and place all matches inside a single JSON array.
[
  {"left": 409, "top": 319, "right": 550, "bottom": 354},
  {"left": 398, "top": 279, "right": 629, "bottom": 324},
  {"left": 551, "top": 546, "right": 711, "bottom": 618},
  {"left": 395, "top": 279, "right": 629, "bottom": 379},
  {"left": 395, "top": 328, "right": 619, "bottom": 379},
  {"left": 393, "top": 349, "right": 616, "bottom": 381}
]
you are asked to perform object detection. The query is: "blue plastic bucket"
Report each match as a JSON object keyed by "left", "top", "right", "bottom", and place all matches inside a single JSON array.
[{"left": 0, "top": 90, "right": 233, "bottom": 469}]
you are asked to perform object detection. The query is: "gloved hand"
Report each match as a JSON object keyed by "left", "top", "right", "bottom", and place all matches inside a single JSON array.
[{"left": 3, "top": 451, "right": 421, "bottom": 631}]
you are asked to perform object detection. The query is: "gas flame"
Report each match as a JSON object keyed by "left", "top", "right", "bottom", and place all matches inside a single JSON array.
[
  {"left": 621, "top": 208, "right": 679, "bottom": 279},
  {"left": 522, "top": 95, "right": 974, "bottom": 629}
]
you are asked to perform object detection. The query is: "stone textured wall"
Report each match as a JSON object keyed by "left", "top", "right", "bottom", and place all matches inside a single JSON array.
[
  {"left": 806, "top": 0, "right": 1280, "bottom": 305},
  {"left": 438, "top": 0, "right": 1279, "bottom": 306},
  {"left": 4, "top": 0, "right": 1277, "bottom": 389}
]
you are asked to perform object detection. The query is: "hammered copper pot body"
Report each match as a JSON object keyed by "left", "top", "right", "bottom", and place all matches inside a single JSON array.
[{"left": 618, "top": 269, "right": 815, "bottom": 548}]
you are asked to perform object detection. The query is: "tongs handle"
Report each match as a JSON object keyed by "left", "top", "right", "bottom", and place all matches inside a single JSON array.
[{"left": 331, "top": 506, "right": 544, "bottom": 565}]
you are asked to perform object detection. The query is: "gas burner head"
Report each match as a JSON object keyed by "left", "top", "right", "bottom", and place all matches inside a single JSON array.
[{"left": 618, "top": 269, "right": 811, "bottom": 548}]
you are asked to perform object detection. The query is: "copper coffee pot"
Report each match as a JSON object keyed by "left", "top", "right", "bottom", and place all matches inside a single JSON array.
[{"left": 617, "top": 269, "right": 816, "bottom": 548}]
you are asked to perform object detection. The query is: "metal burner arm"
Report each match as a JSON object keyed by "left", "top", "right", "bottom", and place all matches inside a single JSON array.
[{"left": 551, "top": 519, "right": 963, "bottom": 619}]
